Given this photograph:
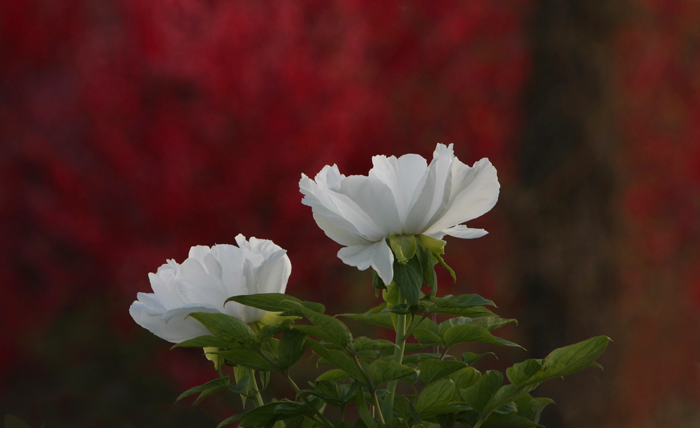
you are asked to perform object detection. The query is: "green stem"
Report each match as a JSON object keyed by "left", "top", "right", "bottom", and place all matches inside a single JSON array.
[
  {"left": 372, "top": 388, "right": 386, "bottom": 426},
  {"left": 246, "top": 368, "right": 264, "bottom": 408},
  {"left": 384, "top": 291, "right": 407, "bottom": 421}
]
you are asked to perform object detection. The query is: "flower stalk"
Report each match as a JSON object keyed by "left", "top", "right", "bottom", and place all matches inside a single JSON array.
[{"left": 383, "top": 290, "right": 407, "bottom": 421}]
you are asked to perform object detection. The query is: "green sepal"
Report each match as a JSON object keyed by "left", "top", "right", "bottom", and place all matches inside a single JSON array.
[
  {"left": 418, "top": 234, "right": 446, "bottom": 256},
  {"left": 389, "top": 234, "right": 417, "bottom": 264},
  {"left": 462, "top": 352, "right": 496, "bottom": 366}
]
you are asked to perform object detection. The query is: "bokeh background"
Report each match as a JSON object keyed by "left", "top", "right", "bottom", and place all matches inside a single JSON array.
[{"left": 2, "top": 1, "right": 700, "bottom": 427}]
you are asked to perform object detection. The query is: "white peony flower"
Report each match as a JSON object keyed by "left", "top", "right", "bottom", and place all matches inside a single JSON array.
[
  {"left": 299, "top": 143, "right": 499, "bottom": 285},
  {"left": 129, "top": 235, "right": 291, "bottom": 343}
]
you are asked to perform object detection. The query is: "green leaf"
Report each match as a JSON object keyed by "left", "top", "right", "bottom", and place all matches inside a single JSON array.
[
  {"left": 353, "top": 337, "right": 397, "bottom": 353},
  {"left": 413, "top": 328, "right": 445, "bottom": 347},
  {"left": 355, "top": 389, "right": 378, "bottom": 428},
  {"left": 176, "top": 376, "right": 230, "bottom": 406},
  {"left": 281, "top": 302, "right": 352, "bottom": 348},
  {"left": 449, "top": 367, "right": 481, "bottom": 390},
  {"left": 494, "top": 401, "right": 518, "bottom": 415},
  {"left": 274, "top": 399, "right": 319, "bottom": 419},
  {"left": 420, "top": 403, "right": 472, "bottom": 419},
  {"left": 486, "top": 383, "right": 540, "bottom": 415},
  {"left": 259, "top": 369, "right": 271, "bottom": 391},
  {"left": 215, "top": 349, "right": 279, "bottom": 372},
  {"left": 307, "top": 340, "right": 367, "bottom": 383},
  {"left": 188, "top": 312, "right": 256, "bottom": 345},
  {"left": 418, "top": 359, "right": 467, "bottom": 385},
  {"left": 514, "top": 395, "right": 554, "bottom": 424},
  {"left": 462, "top": 352, "right": 496, "bottom": 366},
  {"left": 227, "top": 375, "right": 250, "bottom": 394},
  {"left": 389, "top": 234, "right": 417, "bottom": 264},
  {"left": 368, "top": 360, "right": 416, "bottom": 386},
  {"left": 478, "top": 413, "right": 543, "bottom": 428},
  {"left": 443, "top": 324, "right": 523, "bottom": 349},
  {"left": 506, "top": 360, "right": 543, "bottom": 386},
  {"left": 5, "top": 415, "right": 31, "bottom": 428},
  {"left": 216, "top": 414, "right": 241, "bottom": 428},
  {"left": 460, "top": 370, "right": 503, "bottom": 413},
  {"left": 469, "top": 317, "right": 517, "bottom": 331},
  {"left": 277, "top": 329, "right": 308, "bottom": 370},
  {"left": 393, "top": 257, "right": 424, "bottom": 308},
  {"left": 415, "top": 379, "right": 456, "bottom": 415},
  {"left": 535, "top": 336, "right": 611, "bottom": 381},
  {"left": 171, "top": 335, "right": 239, "bottom": 349},
  {"left": 434, "top": 306, "right": 498, "bottom": 318},
  {"left": 226, "top": 293, "right": 325, "bottom": 313},
  {"left": 338, "top": 312, "right": 394, "bottom": 330},
  {"left": 372, "top": 269, "right": 386, "bottom": 290},
  {"left": 392, "top": 396, "right": 421, "bottom": 424},
  {"left": 237, "top": 402, "right": 283, "bottom": 426},
  {"left": 259, "top": 318, "right": 294, "bottom": 342},
  {"left": 431, "top": 295, "right": 496, "bottom": 311},
  {"left": 386, "top": 418, "right": 410, "bottom": 428},
  {"left": 401, "top": 352, "right": 441, "bottom": 365},
  {"left": 438, "top": 317, "right": 474, "bottom": 335},
  {"left": 316, "top": 369, "right": 351, "bottom": 382}
]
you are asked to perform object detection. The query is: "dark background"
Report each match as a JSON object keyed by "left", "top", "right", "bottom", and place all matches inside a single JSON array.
[{"left": 2, "top": 1, "right": 699, "bottom": 427}]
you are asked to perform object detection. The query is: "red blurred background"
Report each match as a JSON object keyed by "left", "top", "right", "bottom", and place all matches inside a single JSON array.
[{"left": 1, "top": 1, "right": 699, "bottom": 427}]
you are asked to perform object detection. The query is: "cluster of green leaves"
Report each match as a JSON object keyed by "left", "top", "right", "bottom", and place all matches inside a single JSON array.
[
  {"left": 173, "top": 234, "right": 609, "bottom": 428},
  {"left": 176, "top": 289, "right": 609, "bottom": 428}
]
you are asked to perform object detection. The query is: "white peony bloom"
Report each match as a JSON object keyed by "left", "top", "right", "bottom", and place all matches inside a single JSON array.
[
  {"left": 299, "top": 143, "right": 499, "bottom": 285},
  {"left": 129, "top": 235, "right": 291, "bottom": 343}
]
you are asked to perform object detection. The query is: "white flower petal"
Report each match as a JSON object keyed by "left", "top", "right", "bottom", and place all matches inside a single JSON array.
[
  {"left": 312, "top": 211, "right": 374, "bottom": 246},
  {"left": 136, "top": 292, "right": 166, "bottom": 315},
  {"left": 301, "top": 169, "right": 384, "bottom": 240},
  {"left": 238, "top": 306, "right": 267, "bottom": 324},
  {"left": 175, "top": 258, "right": 228, "bottom": 309},
  {"left": 424, "top": 158, "right": 499, "bottom": 235},
  {"left": 148, "top": 272, "right": 185, "bottom": 309},
  {"left": 129, "top": 301, "right": 213, "bottom": 344},
  {"left": 369, "top": 154, "right": 428, "bottom": 226},
  {"left": 440, "top": 225, "right": 489, "bottom": 239},
  {"left": 338, "top": 240, "right": 394, "bottom": 285},
  {"left": 404, "top": 143, "right": 455, "bottom": 233},
  {"left": 336, "top": 176, "right": 402, "bottom": 238}
]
